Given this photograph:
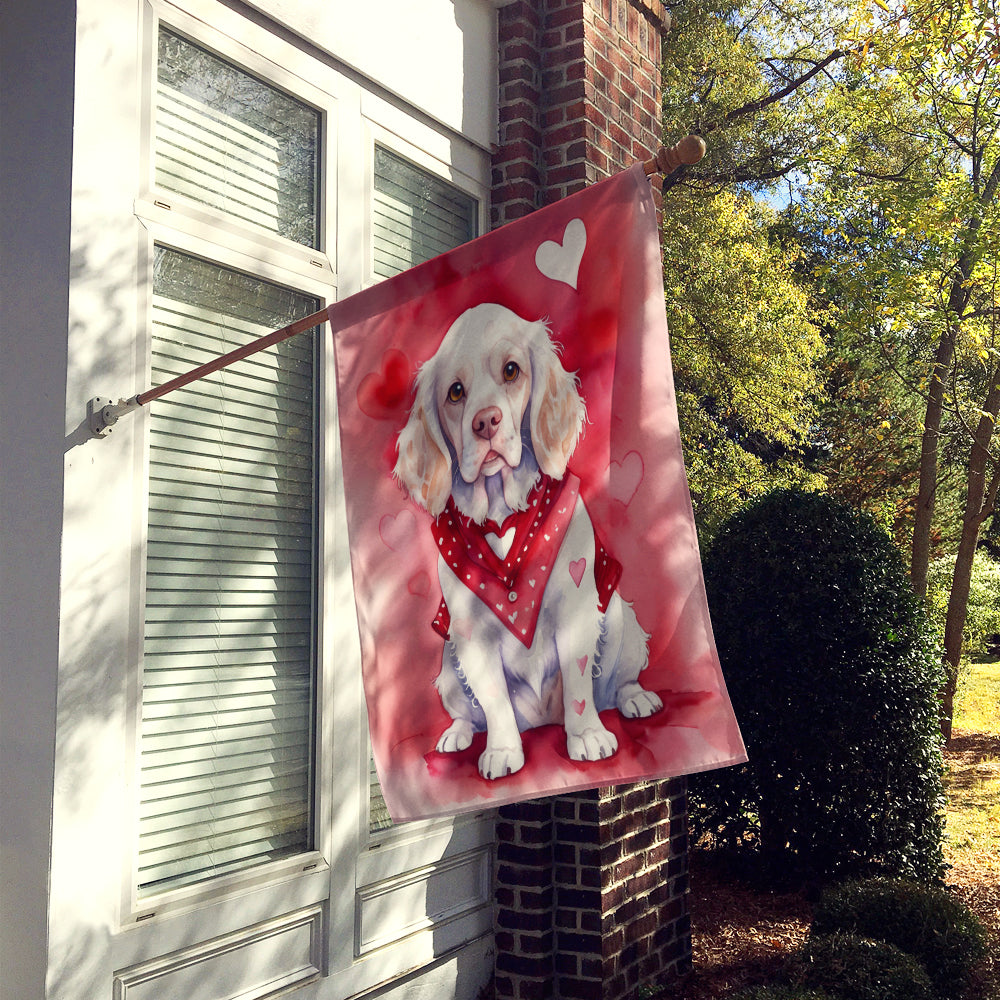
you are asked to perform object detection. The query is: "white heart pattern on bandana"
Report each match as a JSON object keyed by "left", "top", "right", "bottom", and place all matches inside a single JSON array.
[{"left": 535, "top": 218, "right": 586, "bottom": 289}]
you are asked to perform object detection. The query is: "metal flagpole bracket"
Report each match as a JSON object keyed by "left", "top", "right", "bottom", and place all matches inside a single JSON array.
[{"left": 88, "top": 395, "right": 141, "bottom": 438}]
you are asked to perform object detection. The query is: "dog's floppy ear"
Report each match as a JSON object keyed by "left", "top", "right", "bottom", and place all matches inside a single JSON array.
[
  {"left": 393, "top": 372, "right": 452, "bottom": 517},
  {"left": 529, "top": 323, "right": 587, "bottom": 479}
]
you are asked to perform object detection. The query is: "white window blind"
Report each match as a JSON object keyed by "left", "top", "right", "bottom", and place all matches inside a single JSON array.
[
  {"left": 138, "top": 249, "right": 319, "bottom": 896},
  {"left": 156, "top": 28, "right": 320, "bottom": 248},
  {"left": 368, "top": 147, "right": 477, "bottom": 832},
  {"left": 372, "top": 146, "right": 477, "bottom": 280}
]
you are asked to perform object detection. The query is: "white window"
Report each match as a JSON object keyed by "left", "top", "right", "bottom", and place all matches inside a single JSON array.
[
  {"left": 112, "top": 3, "right": 494, "bottom": 995},
  {"left": 136, "top": 24, "right": 324, "bottom": 901},
  {"left": 140, "top": 246, "right": 319, "bottom": 895}
]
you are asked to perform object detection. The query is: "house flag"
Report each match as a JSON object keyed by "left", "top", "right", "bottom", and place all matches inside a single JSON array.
[{"left": 330, "top": 164, "right": 746, "bottom": 822}]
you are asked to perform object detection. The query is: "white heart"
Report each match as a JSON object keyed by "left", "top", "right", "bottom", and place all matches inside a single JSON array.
[
  {"left": 535, "top": 218, "right": 586, "bottom": 289},
  {"left": 485, "top": 526, "right": 516, "bottom": 559}
]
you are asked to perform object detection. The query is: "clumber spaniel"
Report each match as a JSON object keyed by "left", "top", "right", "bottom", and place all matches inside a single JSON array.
[{"left": 394, "top": 303, "right": 661, "bottom": 780}]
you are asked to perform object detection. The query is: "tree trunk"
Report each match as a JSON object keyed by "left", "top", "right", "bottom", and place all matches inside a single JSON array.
[
  {"left": 940, "top": 373, "right": 1000, "bottom": 741},
  {"left": 910, "top": 330, "right": 955, "bottom": 598},
  {"left": 911, "top": 160, "right": 1000, "bottom": 596}
]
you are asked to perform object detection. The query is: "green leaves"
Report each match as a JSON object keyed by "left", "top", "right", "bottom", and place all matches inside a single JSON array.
[
  {"left": 664, "top": 188, "right": 826, "bottom": 538},
  {"left": 692, "top": 489, "right": 947, "bottom": 882}
]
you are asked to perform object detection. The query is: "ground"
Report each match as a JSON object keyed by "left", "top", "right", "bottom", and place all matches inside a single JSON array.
[{"left": 672, "top": 729, "right": 1000, "bottom": 999}]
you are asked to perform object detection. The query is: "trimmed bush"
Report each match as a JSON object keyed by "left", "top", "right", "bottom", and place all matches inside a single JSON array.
[
  {"left": 733, "top": 987, "right": 838, "bottom": 1000},
  {"left": 691, "top": 489, "right": 946, "bottom": 881},
  {"left": 812, "top": 878, "right": 988, "bottom": 999},
  {"left": 794, "top": 933, "right": 934, "bottom": 1000}
]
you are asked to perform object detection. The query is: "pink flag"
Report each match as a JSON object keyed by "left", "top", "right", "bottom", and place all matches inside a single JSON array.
[{"left": 331, "top": 165, "right": 746, "bottom": 821}]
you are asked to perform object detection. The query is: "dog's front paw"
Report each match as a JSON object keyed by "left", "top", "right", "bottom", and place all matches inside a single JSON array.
[
  {"left": 616, "top": 684, "right": 663, "bottom": 719},
  {"left": 478, "top": 744, "right": 525, "bottom": 780},
  {"left": 436, "top": 719, "right": 475, "bottom": 753},
  {"left": 567, "top": 726, "right": 618, "bottom": 762}
]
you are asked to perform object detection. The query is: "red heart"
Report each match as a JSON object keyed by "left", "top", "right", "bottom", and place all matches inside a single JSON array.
[
  {"left": 569, "top": 558, "right": 587, "bottom": 588},
  {"left": 572, "top": 699, "right": 586, "bottom": 716},
  {"left": 357, "top": 348, "right": 412, "bottom": 420}
]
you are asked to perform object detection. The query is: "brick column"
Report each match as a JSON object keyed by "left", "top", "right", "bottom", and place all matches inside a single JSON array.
[
  {"left": 491, "top": 8, "right": 691, "bottom": 998},
  {"left": 493, "top": 0, "right": 668, "bottom": 226}
]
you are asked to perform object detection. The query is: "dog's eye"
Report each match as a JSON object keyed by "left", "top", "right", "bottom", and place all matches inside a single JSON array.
[
  {"left": 447, "top": 381, "right": 465, "bottom": 403},
  {"left": 503, "top": 361, "right": 521, "bottom": 383}
]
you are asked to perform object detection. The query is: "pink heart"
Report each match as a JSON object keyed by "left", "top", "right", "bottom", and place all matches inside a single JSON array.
[
  {"left": 379, "top": 509, "right": 417, "bottom": 551},
  {"left": 572, "top": 699, "right": 586, "bottom": 716},
  {"left": 569, "top": 558, "right": 586, "bottom": 588},
  {"left": 609, "top": 450, "right": 644, "bottom": 506},
  {"left": 452, "top": 617, "right": 474, "bottom": 640},
  {"left": 407, "top": 571, "right": 430, "bottom": 598},
  {"left": 577, "top": 655, "right": 588, "bottom": 675}
]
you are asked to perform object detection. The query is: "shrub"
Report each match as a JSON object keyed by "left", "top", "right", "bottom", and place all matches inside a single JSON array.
[
  {"left": 811, "top": 878, "right": 988, "bottom": 999},
  {"left": 691, "top": 489, "right": 946, "bottom": 882},
  {"left": 793, "top": 933, "right": 934, "bottom": 1000},
  {"left": 732, "top": 987, "right": 838, "bottom": 1000}
]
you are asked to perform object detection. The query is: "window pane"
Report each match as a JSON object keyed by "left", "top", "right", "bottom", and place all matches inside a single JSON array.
[
  {"left": 156, "top": 28, "right": 320, "bottom": 248},
  {"left": 369, "top": 149, "right": 478, "bottom": 832},
  {"left": 373, "top": 146, "right": 477, "bottom": 278},
  {"left": 138, "top": 247, "right": 318, "bottom": 895}
]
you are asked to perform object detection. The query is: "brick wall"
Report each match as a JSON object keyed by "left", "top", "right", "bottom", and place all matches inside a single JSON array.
[
  {"left": 492, "top": 0, "right": 668, "bottom": 227},
  {"left": 490, "top": 9, "right": 689, "bottom": 996},
  {"left": 494, "top": 782, "right": 691, "bottom": 1000}
]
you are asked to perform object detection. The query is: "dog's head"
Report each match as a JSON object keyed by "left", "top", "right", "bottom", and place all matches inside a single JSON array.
[{"left": 394, "top": 303, "right": 586, "bottom": 522}]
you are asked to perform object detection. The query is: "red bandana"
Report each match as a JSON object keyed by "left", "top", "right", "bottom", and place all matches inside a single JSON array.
[{"left": 430, "top": 472, "right": 621, "bottom": 647}]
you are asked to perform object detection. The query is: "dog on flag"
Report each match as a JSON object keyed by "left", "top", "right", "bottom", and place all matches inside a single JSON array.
[{"left": 394, "top": 303, "right": 661, "bottom": 780}]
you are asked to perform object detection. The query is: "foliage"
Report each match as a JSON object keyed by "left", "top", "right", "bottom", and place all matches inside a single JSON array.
[
  {"left": 792, "top": 933, "right": 934, "bottom": 1000},
  {"left": 811, "top": 878, "right": 988, "bottom": 998},
  {"left": 661, "top": 0, "right": 855, "bottom": 194},
  {"left": 691, "top": 489, "right": 946, "bottom": 882},
  {"left": 732, "top": 987, "right": 837, "bottom": 1000},
  {"left": 660, "top": 0, "right": 1000, "bottom": 738},
  {"left": 927, "top": 549, "right": 1000, "bottom": 658},
  {"left": 663, "top": 189, "right": 826, "bottom": 540},
  {"left": 811, "top": 327, "right": 927, "bottom": 547}
]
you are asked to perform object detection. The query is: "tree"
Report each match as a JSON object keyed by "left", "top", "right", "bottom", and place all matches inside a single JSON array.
[
  {"left": 660, "top": 1, "right": 998, "bottom": 736},
  {"left": 659, "top": 1, "right": 848, "bottom": 539},
  {"left": 800, "top": 0, "right": 1000, "bottom": 736},
  {"left": 662, "top": 188, "right": 825, "bottom": 539}
]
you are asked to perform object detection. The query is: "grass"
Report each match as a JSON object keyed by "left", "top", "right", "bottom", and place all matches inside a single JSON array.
[
  {"left": 955, "top": 658, "right": 1000, "bottom": 734},
  {"left": 945, "top": 659, "right": 1000, "bottom": 867},
  {"left": 942, "top": 658, "right": 1000, "bottom": 1000}
]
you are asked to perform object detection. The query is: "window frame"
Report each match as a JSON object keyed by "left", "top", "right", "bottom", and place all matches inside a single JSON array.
[
  {"left": 115, "top": 1, "right": 496, "bottom": 990},
  {"left": 125, "top": 0, "right": 340, "bottom": 926}
]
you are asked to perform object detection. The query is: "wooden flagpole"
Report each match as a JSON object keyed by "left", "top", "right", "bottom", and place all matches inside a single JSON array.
[{"left": 88, "top": 136, "right": 704, "bottom": 437}]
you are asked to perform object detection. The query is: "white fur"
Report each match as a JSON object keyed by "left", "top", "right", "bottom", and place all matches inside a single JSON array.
[{"left": 394, "top": 303, "right": 661, "bottom": 780}]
